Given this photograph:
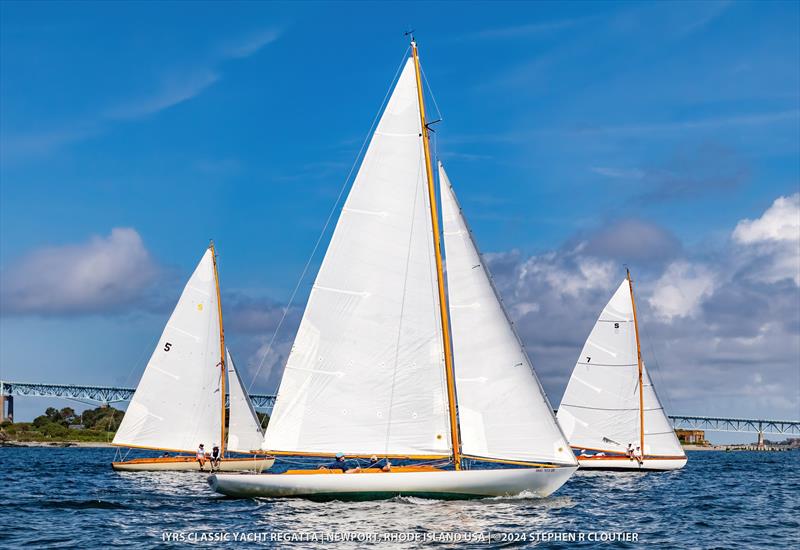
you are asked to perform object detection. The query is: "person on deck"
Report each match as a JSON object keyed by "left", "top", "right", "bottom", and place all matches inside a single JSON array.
[
  {"left": 196, "top": 444, "right": 207, "bottom": 470},
  {"left": 633, "top": 446, "right": 643, "bottom": 465},
  {"left": 319, "top": 452, "right": 360, "bottom": 473},
  {"left": 626, "top": 443, "right": 634, "bottom": 459},
  {"left": 210, "top": 445, "right": 222, "bottom": 471},
  {"left": 366, "top": 455, "right": 391, "bottom": 472}
]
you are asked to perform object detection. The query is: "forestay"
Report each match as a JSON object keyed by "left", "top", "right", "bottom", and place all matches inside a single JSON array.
[
  {"left": 226, "top": 349, "right": 265, "bottom": 454},
  {"left": 557, "top": 280, "right": 684, "bottom": 457},
  {"left": 439, "top": 164, "right": 576, "bottom": 465},
  {"left": 262, "top": 58, "right": 451, "bottom": 456},
  {"left": 113, "top": 249, "right": 223, "bottom": 452}
]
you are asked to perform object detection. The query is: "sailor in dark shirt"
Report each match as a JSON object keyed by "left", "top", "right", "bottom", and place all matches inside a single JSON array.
[
  {"left": 366, "top": 454, "right": 391, "bottom": 472},
  {"left": 319, "top": 452, "right": 360, "bottom": 473}
]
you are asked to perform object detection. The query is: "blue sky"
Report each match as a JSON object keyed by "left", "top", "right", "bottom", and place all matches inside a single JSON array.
[{"left": 1, "top": 1, "right": 798, "bottom": 442}]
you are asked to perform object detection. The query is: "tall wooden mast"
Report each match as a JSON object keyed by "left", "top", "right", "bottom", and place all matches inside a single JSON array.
[
  {"left": 210, "top": 241, "right": 227, "bottom": 458},
  {"left": 411, "top": 39, "right": 462, "bottom": 470},
  {"left": 627, "top": 268, "right": 645, "bottom": 456}
]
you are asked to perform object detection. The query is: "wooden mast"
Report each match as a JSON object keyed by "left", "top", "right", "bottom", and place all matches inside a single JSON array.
[
  {"left": 210, "top": 241, "right": 227, "bottom": 458},
  {"left": 627, "top": 268, "right": 645, "bottom": 458},
  {"left": 411, "top": 39, "right": 462, "bottom": 470}
]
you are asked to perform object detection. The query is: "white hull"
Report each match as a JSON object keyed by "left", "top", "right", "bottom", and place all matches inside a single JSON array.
[
  {"left": 577, "top": 456, "right": 687, "bottom": 471},
  {"left": 112, "top": 456, "right": 274, "bottom": 472},
  {"left": 208, "top": 466, "right": 577, "bottom": 500}
]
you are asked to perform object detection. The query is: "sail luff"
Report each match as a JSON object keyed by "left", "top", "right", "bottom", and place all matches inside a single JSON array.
[
  {"left": 411, "top": 40, "right": 461, "bottom": 470},
  {"left": 627, "top": 269, "right": 645, "bottom": 454},
  {"left": 211, "top": 242, "right": 227, "bottom": 458}
]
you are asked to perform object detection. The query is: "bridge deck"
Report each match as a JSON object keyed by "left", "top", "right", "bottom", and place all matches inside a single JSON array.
[{"left": 2, "top": 380, "right": 798, "bottom": 435}]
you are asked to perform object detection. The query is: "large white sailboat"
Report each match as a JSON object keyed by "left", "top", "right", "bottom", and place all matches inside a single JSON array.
[
  {"left": 209, "top": 40, "right": 577, "bottom": 499},
  {"left": 557, "top": 271, "right": 687, "bottom": 470},
  {"left": 112, "top": 244, "right": 274, "bottom": 472}
]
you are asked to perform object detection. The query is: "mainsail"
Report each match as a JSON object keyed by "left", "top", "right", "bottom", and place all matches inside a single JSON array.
[
  {"left": 113, "top": 249, "right": 223, "bottom": 453},
  {"left": 262, "top": 58, "right": 451, "bottom": 457},
  {"left": 557, "top": 279, "right": 684, "bottom": 457},
  {"left": 226, "top": 349, "right": 265, "bottom": 453},
  {"left": 439, "top": 163, "right": 576, "bottom": 466}
]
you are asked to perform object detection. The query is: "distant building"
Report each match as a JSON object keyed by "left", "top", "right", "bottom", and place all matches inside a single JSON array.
[{"left": 675, "top": 429, "right": 707, "bottom": 445}]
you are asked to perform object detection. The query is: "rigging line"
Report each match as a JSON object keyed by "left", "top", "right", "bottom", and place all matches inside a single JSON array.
[
  {"left": 383, "top": 141, "right": 424, "bottom": 456},
  {"left": 420, "top": 65, "right": 443, "bottom": 122},
  {"left": 246, "top": 46, "right": 412, "bottom": 403},
  {"left": 639, "top": 319, "right": 676, "bottom": 414}
]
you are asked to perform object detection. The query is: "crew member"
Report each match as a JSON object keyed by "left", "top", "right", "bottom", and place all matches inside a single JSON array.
[
  {"left": 196, "top": 444, "right": 207, "bottom": 470},
  {"left": 319, "top": 452, "right": 360, "bottom": 473},
  {"left": 366, "top": 455, "right": 391, "bottom": 472},
  {"left": 210, "top": 444, "right": 222, "bottom": 471}
]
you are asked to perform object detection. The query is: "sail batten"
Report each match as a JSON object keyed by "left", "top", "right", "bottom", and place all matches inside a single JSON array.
[
  {"left": 439, "top": 163, "right": 576, "bottom": 466},
  {"left": 113, "top": 249, "right": 222, "bottom": 452},
  {"left": 557, "top": 279, "right": 685, "bottom": 458}
]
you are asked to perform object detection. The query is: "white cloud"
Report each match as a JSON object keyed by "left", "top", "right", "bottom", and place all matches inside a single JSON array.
[
  {"left": 733, "top": 193, "right": 800, "bottom": 244},
  {"left": 107, "top": 71, "right": 220, "bottom": 120},
  {"left": 1, "top": 228, "right": 159, "bottom": 315},
  {"left": 732, "top": 193, "right": 800, "bottom": 285},
  {"left": 648, "top": 261, "right": 716, "bottom": 321}
]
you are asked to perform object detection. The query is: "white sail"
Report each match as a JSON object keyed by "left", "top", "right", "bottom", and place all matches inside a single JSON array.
[
  {"left": 557, "top": 279, "right": 684, "bottom": 457},
  {"left": 226, "top": 349, "right": 265, "bottom": 453},
  {"left": 263, "top": 58, "right": 451, "bottom": 457},
  {"left": 113, "top": 249, "right": 223, "bottom": 452},
  {"left": 439, "top": 164, "right": 576, "bottom": 466}
]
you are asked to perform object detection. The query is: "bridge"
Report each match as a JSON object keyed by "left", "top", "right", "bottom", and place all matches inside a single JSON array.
[
  {"left": 2, "top": 380, "right": 799, "bottom": 440},
  {"left": 0, "top": 380, "right": 277, "bottom": 420}
]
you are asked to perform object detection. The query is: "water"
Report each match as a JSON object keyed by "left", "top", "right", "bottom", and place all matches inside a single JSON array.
[{"left": 0, "top": 448, "right": 797, "bottom": 548}]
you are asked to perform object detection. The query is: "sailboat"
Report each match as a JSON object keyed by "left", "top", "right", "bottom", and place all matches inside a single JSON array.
[
  {"left": 208, "top": 40, "right": 577, "bottom": 499},
  {"left": 111, "top": 244, "right": 274, "bottom": 472},
  {"left": 556, "top": 270, "right": 687, "bottom": 470}
]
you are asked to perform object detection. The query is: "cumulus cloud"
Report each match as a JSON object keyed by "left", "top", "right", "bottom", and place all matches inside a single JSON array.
[
  {"left": 482, "top": 193, "right": 800, "bottom": 420},
  {"left": 0, "top": 228, "right": 159, "bottom": 315},
  {"left": 731, "top": 193, "right": 800, "bottom": 285},
  {"left": 648, "top": 261, "right": 716, "bottom": 321},
  {"left": 733, "top": 193, "right": 800, "bottom": 244}
]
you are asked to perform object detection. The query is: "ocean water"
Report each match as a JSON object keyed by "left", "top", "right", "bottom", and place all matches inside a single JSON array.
[{"left": 0, "top": 447, "right": 797, "bottom": 548}]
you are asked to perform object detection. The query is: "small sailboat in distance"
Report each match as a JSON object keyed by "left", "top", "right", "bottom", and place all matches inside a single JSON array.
[
  {"left": 111, "top": 244, "right": 274, "bottom": 472},
  {"left": 557, "top": 270, "right": 687, "bottom": 470},
  {"left": 209, "top": 38, "right": 577, "bottom": 499}
]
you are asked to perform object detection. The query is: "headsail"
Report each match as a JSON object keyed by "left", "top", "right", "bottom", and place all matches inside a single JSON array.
[
  {"left": 439, "top": 163, "right": 576, "bottom": 466},
  {"left": 226, "top": 349, "right": 265, "bottom": 454},
  {"left": 557, "top": 279, "right": 684, "bottom": 457},
  {"left": 262, "top": 58, "right": 451, "bottom": 457},
  {"left": 113, "top": 249, "right": 223, "bottom": 453}
]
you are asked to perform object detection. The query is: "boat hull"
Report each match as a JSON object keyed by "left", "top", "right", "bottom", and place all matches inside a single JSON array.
[
  {"left": 112, "top": 456, "right": 274, "bottom": 472},
  {"left": 577, "top": 456, "right": 687, "bottom": 471},
  {"left": 208, "top": 466, "right": 577, "bottom": 500}
]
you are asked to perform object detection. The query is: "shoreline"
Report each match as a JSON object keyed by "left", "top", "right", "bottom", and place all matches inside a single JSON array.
[{"left": 1, "top": 440, "right": 114, "bottom": 448}]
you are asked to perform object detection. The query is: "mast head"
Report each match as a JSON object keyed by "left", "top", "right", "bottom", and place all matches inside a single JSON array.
[{"left": 404, "top": 29, "right": 416, "bottom": 47}]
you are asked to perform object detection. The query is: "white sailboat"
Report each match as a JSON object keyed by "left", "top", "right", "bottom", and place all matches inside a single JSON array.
[
  {"left": 557, "top": 271, "right": 687, "bottom": 470},
  {"left": 112, "top": 244, "right": 274, "bottom": 472},
  {"left": 209, "top": 40, "right": 577, "bottom": 499}
]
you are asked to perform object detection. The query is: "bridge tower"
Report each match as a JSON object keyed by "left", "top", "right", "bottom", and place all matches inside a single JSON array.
[{"left": 0, "top": 394, "right": 12, "bottom": 423}]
